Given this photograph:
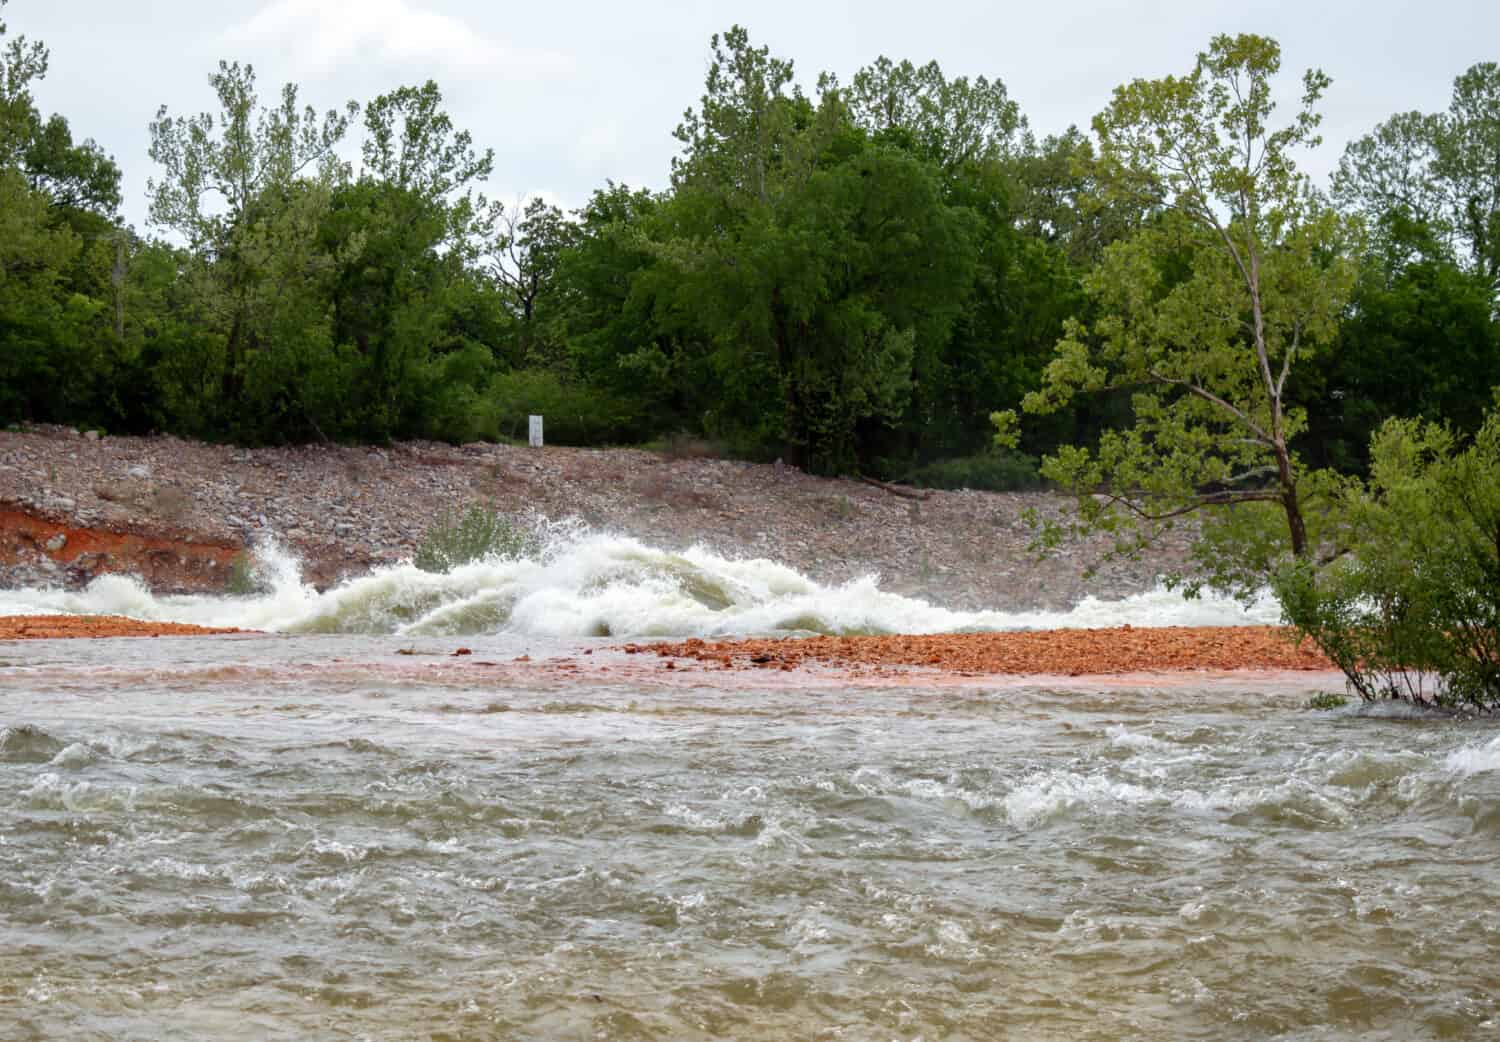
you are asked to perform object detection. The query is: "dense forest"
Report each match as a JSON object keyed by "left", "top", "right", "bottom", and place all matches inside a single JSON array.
[{"left": 1, "top": 6, "right": 1497, "bottom": 486}]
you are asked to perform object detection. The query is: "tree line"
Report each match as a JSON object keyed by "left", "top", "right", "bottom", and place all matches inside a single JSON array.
[{"left": 1, "top": 6, "right": 1496, "bottom": 489}]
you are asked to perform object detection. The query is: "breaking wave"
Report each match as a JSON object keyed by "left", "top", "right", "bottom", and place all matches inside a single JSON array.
[{"left": 0, "top": 525, "right": 1280, "bottom": 638}]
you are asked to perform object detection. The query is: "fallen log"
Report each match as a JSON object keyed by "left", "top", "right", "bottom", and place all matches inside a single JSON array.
[{"left": 858, "top": 476, "right": 932, "bottom": 501}]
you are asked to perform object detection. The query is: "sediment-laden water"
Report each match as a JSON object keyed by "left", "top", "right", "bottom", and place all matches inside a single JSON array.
[
  {"left": 4, "top": 540, "right": 1498, "bottom": 1039},
  {"left": 3, "top": 631, "right": 1499, "bottom": 1040}
]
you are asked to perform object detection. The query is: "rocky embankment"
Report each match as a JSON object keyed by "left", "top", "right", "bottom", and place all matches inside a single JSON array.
[{"left": 0, "top": 426, "right": 1194, "bottom": 610}]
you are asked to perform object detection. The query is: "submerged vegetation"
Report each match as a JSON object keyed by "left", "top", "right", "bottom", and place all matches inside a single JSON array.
[
  {"left": 1275, "top": 413, "right": 1500, "bottom": 710},
  {"left": 1, "top": 1, "right": 1498, "bottom": 705}
]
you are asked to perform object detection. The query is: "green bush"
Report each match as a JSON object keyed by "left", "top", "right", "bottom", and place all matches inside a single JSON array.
[
  {"left": 1305, "top": 692, "right": 1349, "bottom": 711},
  {"left": 1276, "top": 413, "right": 1500, "bottom": 711},
  {"left": 224, "top": 552, "right": 261, "bottom": 595},
  {"left": 413, "top": 505, "right": 539, "bottom": 573},
  {"left": 486, "top": 368, "right": 651, "bottom": 446},
  {"left": 646, "top": 432, "right": 729, "bottom": 460},
  {"left": 902, "top": 450, "right": 1045, "bottom": 492}
]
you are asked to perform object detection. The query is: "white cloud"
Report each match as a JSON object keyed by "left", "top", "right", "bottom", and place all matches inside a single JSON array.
[{"left": 226, "top": 0, "right": 573, "bottom": 76}]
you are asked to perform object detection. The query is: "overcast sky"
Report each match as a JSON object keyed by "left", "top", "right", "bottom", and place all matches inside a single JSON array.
[{"left": 9, "top": 0, "right": 1496, "bottom": 229}]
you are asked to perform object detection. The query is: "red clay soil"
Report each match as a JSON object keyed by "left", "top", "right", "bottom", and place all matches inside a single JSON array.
[
  {"left": 0, "top": 507, "right": 241, "bottom": 590},
  {"left": 0, "top": 615, "right": 245, "bottom": 639},
  {"left": 626, "top": 626, "right": 1334, "bottom": 676}
]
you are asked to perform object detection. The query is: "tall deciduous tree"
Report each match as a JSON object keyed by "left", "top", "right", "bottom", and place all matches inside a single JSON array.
[
  {"left": 666, "top": 27, "right": 980, "bottom": 471},
  {"left": 1336, "top": 62, "right": 1500, "bottom": 288},
  {"left": 148, "top": 62, "right": 356, "bottom": 250},
  {"left": 0, "top": 0, "right": 119, "bottom": 426},
  {"left": 1295, "top": 256, "right": 1500, "bottom": 473},
  {"left": 146, "top": 62, "right": 357, "bottom": 424},
  {"left": 1002, "top": 34, "right": 1358, "bottom": 590},
  {"left": 361, "top": 79, "right": 494, "bottom": 248},
  {"left": 839, "top": 56, "right": 1025, "bottom": 171},
  {"left": 314, "top": 81, "right": 501, "bottom": 441},
  {"left": 0, "top": 0, "right": 44, "bottom": 164},
  {"left": 488, "top": 197, "right": 574, "bottom": 366}
]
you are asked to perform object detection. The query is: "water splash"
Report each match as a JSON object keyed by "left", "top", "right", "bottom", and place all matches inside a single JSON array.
[
  {"left": 0, "top": 525, "right": 1281, "bottom": 637},
  {"left": 1443, "top": 734, "right": 1500, "bottom": 776}
]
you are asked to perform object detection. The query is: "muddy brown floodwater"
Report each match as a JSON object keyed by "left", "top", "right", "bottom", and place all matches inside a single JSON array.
[
  {"left": 3, "top": 618, "right": 1333, "bottom": 679},
  {"left": 5, "top": 630, "right": 1498, "bottom": 1042},
  {"left": 3, "top": 616, "right": 1334, "bottom": 681}
]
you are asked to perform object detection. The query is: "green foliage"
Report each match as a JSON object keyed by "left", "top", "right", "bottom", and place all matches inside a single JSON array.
[
  {"left": 1009, "top": 34, "right": 1358, "bottom": 592},
  {"left": 1305, "top": 692, "right": 1348, "bottom": 710},
  {"left": 224, "top": 552, "right": 261, "bottom": 596},
  {"left": 5, "top": 1, "right": 1500, "bottom": 553},
  {"left": 485, "top": 368, "right": 647, "bottom": 445},
  {"left": 663, "top": 27, "right": 994, "bottom": 472},
  {"left": 903, "top": 450, "right": 1044, "bottom": 492},
  {"left": 1334, "top": 62, "right": 1500, "bottom": 287},
  {"left": 413, "top": 505, "right": 538, "bottom": 573},
  {"left": 361, "top": 80, "right": 493, "bottom": 210},
  {"left": 840, "top": 55, "right": 1026, "bottom": 170},
  {"left": 1297, "top": 256, "right": 1500, "bottom": 472},
  {"left": 1276, "top": 413, "right": 1500, "bottom": 710},
  {"left": 488, "top": 197, "right": 574, "bottom": 369}
]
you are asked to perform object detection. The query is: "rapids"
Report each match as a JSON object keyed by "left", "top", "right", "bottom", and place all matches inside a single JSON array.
[
  {"left": 0, "top": 527, "right": 1280, "bottom": 637},
  {"left": 3, "top": 634, "right": 1499, "bottom": 1040},
  {"left": 5, "top": 535, "right": 1494, "bottom": 1039}
]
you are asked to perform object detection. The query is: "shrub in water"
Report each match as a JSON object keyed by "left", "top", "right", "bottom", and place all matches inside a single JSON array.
[
  {"left": 414, "top": 505, "right": 538, "bottom": 573},
  {"left": 1277, "top": 413, "right": 1500, "bottom": 710}
]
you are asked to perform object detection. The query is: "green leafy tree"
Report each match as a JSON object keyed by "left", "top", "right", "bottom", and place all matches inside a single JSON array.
[
  {"left": 1296, "top": 256, "right": 1500, "bottom": 472},
  {"left": 839, "top": 56, "right": 1025, "bottom": 171},
  {"left": 0, "top": 1, "right": 119, "bottom": 426},
  {"left": 664, "top": 27, "right": 979, "bottom": 471},
  {"left": 147, "top": 61, "right": 357, "bottom": 427},
  {"left": 314, "top": 81, "right": 500, "bottom": 442},
  {"left": 148, "top": 62, "right": 356, "bottom": 249},
  {"left": 552, "top": 183, "right": 698, "bottom": 435},
  {"left": 1002, "top": 34, "right": 1358, "bottom": 591},
  {"left": 362, "top": 81, "right": 489, "bottom": 200},
  {"left": 1010, "top": 127, "right": 1153, "bottom": 270},
  {"left": 0, "top": 166, "right": 97, "bottom": 421},
  {"left": 1335, "top": 62, "right": 1500, "bottom": 288},
  {"left": 488, "top": 197, "right": 575, "bottom": 368},
  {"left": 0, "top": 0, "right": 45, "bottom": 164},
  {"left": 21, "top": 113, "right": 121, "bottom": 218}
]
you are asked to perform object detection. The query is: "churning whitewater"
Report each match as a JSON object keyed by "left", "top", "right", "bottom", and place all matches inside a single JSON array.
[{"left": 0, "top": 524, "right": 1279, "bottom": 636}]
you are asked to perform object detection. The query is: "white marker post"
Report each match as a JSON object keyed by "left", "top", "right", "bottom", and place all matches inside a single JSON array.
[{"left": 528, "top": 415, "right": 544, "bottom": 448}]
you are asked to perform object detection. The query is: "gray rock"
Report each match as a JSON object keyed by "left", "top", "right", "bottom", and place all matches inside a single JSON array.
[
  {"left": 45, "top": 533, "right": 67, "bottom": 553},
  {"left": 127, "top": 464, "right": 152, "bottom": 480}
]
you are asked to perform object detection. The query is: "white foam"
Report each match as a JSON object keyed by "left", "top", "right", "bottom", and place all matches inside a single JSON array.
[
  {"left": 1443, "top": 735, "right": 1500, "bottom": 776},
  {"left": 0, "top": 525, "right": 1282, "bottom": 638},
  {"left": 1002, "top": 772, "right": 1165, "bottom": 828}
]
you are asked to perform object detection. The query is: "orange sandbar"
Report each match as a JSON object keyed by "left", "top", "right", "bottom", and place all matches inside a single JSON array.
[
  {"left": 626, "top": 626, "right": 1333, "bottom": 676},
  {"left": 0, "top": 615, "right": 245, "bottom": 639}
]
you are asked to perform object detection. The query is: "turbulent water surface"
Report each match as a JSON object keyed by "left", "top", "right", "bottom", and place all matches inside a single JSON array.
[
  {"left": 0, "top": 529, "right": 1282, "bottom": 637},
  {"left": 4, "top": 539, "right": 1499, "bottom": 1040}
]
